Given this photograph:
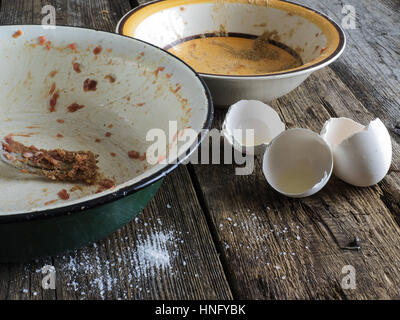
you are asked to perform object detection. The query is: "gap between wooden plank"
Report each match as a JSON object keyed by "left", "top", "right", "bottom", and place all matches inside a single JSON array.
[{"left": 187, "top": 163, "right": 241, "bottom": 299}]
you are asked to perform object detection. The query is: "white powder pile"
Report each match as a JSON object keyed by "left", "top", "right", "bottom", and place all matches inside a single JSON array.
[
  {"left": 56, "top": 224, "right": 182, "bottom": 299},
  {"left": 133, "top": 230, "right": 176, "bottom": 277}
]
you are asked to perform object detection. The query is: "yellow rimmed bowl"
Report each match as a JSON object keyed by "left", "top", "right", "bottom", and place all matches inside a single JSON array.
[{"left": 117, "top": 0, "right": 346, "bottom": 106}]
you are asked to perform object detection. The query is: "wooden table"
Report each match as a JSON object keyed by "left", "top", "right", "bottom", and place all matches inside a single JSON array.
[{"left": 0, "top": 0, "right": 399, "bottom": 300}]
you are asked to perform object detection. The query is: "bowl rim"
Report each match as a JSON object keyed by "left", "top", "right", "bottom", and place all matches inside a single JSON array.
[
  {"left": 116, "top": 0, "right": 346, "bottom": 79},
  {"left": 0, "top": 24, "right": 214, "bottom": 223}
]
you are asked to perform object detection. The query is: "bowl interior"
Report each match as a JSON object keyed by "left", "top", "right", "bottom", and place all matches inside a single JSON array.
[
  {"left": 0, "top": 25, "right": 210, "bottom": 215},
  {"left": 119, "top": 0, "right": 342, "bottom": 75}
]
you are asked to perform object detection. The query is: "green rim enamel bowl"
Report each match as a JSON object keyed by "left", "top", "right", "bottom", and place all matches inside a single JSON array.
[{"left": 0, "top": 25, "right": 213, "bottom": 262}]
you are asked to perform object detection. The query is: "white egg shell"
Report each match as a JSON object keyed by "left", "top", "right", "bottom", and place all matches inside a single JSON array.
[
  {"left": 262, "top": 128, "right": 333, "bottom": 198},
  {"left": 320, "top": 118, "right": 392, "bottom": 187},
  {"left": 222, "top": 100, "right": 285, "bottom": 155}
]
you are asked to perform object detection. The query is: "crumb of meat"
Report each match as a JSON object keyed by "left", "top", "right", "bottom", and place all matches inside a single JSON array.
[
  {"left": 58, "top": 189, "right": 70, "bottom": 200},
  {"left": 128, "top": 150, "right": 146, "bottom": 161},
  {"left": 96, "top": 178, "right": 115, "bottom": 193},
  {"left": 105, "top": 132, "right": 111, "bottom": 137},
  {"left": 2, "top": 135, "right": 99, "bottom": 185},
  {"left": 93, "top": 45, "right": 102, "bottom": 55},
  {"left": 73, "top": 62, "right": 81, "bottom": 73},
  {"left": 83, "top": 78, "right": 97, "bottom": 91},
  {"left": 67, "top": 103, "right": 85, "bottom": 112},
  {"left": 49, "top": 91, "right": 60, "bottom": 112}
]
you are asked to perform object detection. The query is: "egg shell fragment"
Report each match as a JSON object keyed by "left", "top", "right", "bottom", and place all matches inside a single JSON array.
[
  {"left": 263, "top": 128, "right": 333, "bottom": 198},
  {"left": 222, "top": 100, "right": 285, "bottom": 155},
  {"left": 320, "top": 118, "right": 392, "bottom": 187}
]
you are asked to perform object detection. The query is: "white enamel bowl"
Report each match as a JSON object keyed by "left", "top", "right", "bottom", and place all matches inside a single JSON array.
[
  {"left": 117, "top": 0, "right": 346, "bottom": 106},
  {"left": 0, "top": 25, "right": 212, "bottom": 261}
]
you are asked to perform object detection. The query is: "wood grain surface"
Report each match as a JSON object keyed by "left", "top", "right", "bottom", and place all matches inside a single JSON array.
[{"left": 0, "top": 0, "right": 399, "bottom": 300}]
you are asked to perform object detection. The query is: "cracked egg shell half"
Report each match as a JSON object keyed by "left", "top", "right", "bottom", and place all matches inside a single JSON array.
[
  {"left": 320, "top": 118, "right": 392, "bottom": 187},
  {"left": 222, "top": 100, "right": 285, "bottom": 155}
]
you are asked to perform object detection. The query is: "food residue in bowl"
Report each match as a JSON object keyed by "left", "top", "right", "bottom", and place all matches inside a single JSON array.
[
  {"left": 2, "top": 134, "right": 99, "bottom": 185},
  {"left": 167, "top": 32, "right": 303, "bottom": 75}
]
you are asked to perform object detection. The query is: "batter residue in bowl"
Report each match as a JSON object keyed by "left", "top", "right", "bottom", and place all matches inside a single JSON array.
[
  {"left": 2, "top": 134, "right": 99, "bottom": 185},
  {"left": 167, "top": 32, "right": 303, "bottom": 75}
]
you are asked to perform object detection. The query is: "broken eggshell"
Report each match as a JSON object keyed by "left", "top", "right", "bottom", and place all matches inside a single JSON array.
[
  {"left": 222, "top": 100, "right": 285, "bottom": 155},
  {"left": 320, "top": 117, "right": 392, "bottom": 187},
  {"left": 262, "top": 128, "right": 333, "bottom": 198}
]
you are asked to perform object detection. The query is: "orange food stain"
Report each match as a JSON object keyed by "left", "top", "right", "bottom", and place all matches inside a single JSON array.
[
  {"left": 49, "top": 82, "right": 56, "bottom": 95},
  {"left": 68, "top": 43, "right": 77, "bottom": 51},
  {"left": 38, "top": 36, "right": 46, "bottom": 45},
  {"left": 57, "top": 189, "right": 70, "bottom": 200},
  {"left": 73, "top": 62, "right": 81, "bottom": 73},
  {"left": 166, "top": 73, "right": 172, "bottom": 79},
  {"left": 49, "top": 70, "right": 58, "bottom": 78},
  {"left": 128, "top": 150, "right": 140, "bottom": 159},
  {"left": 56, "top": 133, "right": 64, "bottom": 138},
  {"left": 137, "top": 102, "right": 145, "bottom": 107},
  {"left": 170, "top": 84, "right": 181, "bottom": 93},
  {"left": 45, "top": 41, "right": 51, "bottom": 50},
  {"left": 13, "top": 30, "right": 23, "bottom": 38},
  {"left": 104, "top": 74, "right": 116, "bottom": 83},
  {"left": 49, "top": 91, "right": 60, "bottom": 112},
  {"left": 67, "top": 103, "right": 85, "bottom": 112},
  {"left": 56, "top": 119, "right": 64, "bottom": 124},
  {"left": 44, "top": 199, "right": 58, "bottom": 206},
  {"left": 83, "top": 78, "right": 97, "bottom": 91},
  {"left": 70, "top": 185, "right": 83, "bottom": 192},
  {"left": 93, "top": 45, "right": 102, "bottom": 55},
  {"left": 154, "top": 66, "right": 165, "bottom": 77},
  {"left": 105, "top": 132, "right": 111, "bottom": 137}
]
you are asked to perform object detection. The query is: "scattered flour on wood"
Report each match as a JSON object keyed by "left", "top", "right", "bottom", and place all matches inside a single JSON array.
[{"left": 54, "top": 223, "right": 182, "bottom": 299}]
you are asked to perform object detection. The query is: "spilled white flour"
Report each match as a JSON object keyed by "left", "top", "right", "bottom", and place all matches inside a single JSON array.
[{"left": 54, "top": 222, "right": 182, "bottom": 299}]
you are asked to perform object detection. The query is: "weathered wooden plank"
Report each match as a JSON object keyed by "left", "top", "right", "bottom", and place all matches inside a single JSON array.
[
  {"left": 189, "top": 0, "right": 400, "bottom": 299},
  {"left": 192, "top": 98, "right": 400, "bottom": 300},
  {"left": 0, "top": 0, "right": 232, "bottom": 300},
  {"left": 295, "top": 0, "right": 400, "bottom": 143}
]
